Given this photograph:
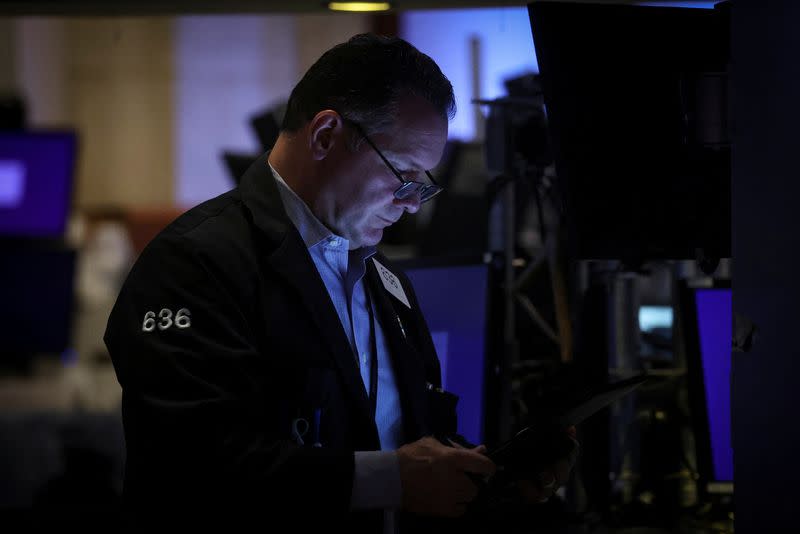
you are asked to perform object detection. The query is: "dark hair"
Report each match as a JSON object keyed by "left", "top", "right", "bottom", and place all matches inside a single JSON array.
[{"left": 281, "top": 33, "right": 455, "bottom": 141}]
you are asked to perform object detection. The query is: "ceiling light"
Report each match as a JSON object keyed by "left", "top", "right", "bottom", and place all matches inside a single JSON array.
[{"left": 327, "top": 2, "right": 392, "bottom": 12}]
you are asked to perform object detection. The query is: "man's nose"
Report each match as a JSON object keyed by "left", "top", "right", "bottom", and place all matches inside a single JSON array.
[{"left": 395, "top": 191, "right": 422, "bottom": 214}]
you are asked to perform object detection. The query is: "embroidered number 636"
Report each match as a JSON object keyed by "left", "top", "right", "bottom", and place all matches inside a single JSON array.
[{"left": 142, "top": 308, "right": 191, "bottom": 332}]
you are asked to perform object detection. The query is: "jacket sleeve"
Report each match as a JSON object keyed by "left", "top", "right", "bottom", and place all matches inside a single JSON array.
[{"left": 103, "top": 233, "right": 354, "bottom": 526}]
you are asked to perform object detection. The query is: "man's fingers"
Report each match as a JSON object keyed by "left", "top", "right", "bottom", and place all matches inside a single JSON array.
[
  {"left": 472, "top": 444, "right": 488, "bottom": 454},
  {"left": 451, "top": 449, "right": 496, "bottom": 477},
  {"left": 446, "top": 438, "right": 488, "bottom": 456},
  {"left": 553, "top": 458, "right": 573, "bottom": 486},
  {"left": 539, "top": 470, "right": 556, "bottom": 489},
  {"left": 517, "top": 478, "right": 553, "bottom": 503},
  {"left": 566, "top": 437, "right": 580, "bottom": 469}
]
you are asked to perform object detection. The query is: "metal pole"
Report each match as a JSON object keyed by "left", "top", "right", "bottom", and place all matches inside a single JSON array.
[{"left": 497, "top": 108, "right": 518, "bottom": 443}]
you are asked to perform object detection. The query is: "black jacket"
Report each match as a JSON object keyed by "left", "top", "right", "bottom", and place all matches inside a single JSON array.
[{"left": 104, "top": 154, "right": 449, "bottom": 533}]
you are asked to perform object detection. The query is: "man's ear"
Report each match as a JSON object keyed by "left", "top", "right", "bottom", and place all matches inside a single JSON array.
[{"left": 309, "top": 110, "right": 344, "bottom": 161}]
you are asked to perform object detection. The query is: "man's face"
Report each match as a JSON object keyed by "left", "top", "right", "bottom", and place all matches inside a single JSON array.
[{"left": 320, "top": 95, "right": 448, "bottom": 249}]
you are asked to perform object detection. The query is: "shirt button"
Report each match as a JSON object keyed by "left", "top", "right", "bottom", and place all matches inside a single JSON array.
[
  {"left": 361, "top": 353, "right": 368, "bottom": 365},
  {"left": 328, "top": 237, "right": 340, "bottom": 247}
]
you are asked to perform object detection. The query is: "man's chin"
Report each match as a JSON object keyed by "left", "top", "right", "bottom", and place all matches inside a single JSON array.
[{"left": 358, "top": 227, "right": 384, "bottom": 248}]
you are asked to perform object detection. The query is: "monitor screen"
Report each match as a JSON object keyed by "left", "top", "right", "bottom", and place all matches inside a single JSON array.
[
  {"left": 0, "top": 131, "right": 77, "bottom": 238},
  {"left": 0, "top": 246, "right": 77, "bottom": 358},
  {"left": 694, "top": 287, "right": 733, "bottom": 482},
  {"left": 403, "top": 262, "right": 490, "bottom": 445},
  {"left": 639, "top": 305, "right": 674, "bottom": 360},
  {"left": 639, "top": 305, "right": 674, "bottom": 334}
]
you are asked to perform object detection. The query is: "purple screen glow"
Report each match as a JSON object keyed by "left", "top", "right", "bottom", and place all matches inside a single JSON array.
[
  {"left": 695, "top": 288, "right": 733, "bottom": 482},
  {"left": 0, "top": 132, "right": 77, "bottom": 238},
  {"left": 405, "top": 265, "right": 489, "bottom": 444}
]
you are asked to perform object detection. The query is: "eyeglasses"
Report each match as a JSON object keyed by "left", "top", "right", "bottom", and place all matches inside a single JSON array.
[{"left": 348, "top": 121, "right": 444, "bottom": 204}]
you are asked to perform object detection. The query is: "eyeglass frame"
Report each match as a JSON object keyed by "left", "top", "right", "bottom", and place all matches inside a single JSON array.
[{"left": 345, "top": 119, "right": 444, "bottom": 204}]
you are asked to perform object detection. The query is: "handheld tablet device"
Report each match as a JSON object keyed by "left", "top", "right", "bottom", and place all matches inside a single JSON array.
[{"left": 487, "top": 374, "right": 650, "bottom": 481}]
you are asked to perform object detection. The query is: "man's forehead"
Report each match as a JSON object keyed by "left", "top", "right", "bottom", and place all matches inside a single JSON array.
[
  {"left": 380, "top": 99, "right": 448, "bottom": 164},
  {"left": 382, "top": 126, "right": 447, "bottom": 168},
  {"left": 393, "top": 94, "right": 447, "bottom": 129}
]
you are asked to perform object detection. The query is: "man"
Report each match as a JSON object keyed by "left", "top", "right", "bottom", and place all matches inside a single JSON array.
[{"left": 104, "top": 34, "right": 574, "bottom": 534}]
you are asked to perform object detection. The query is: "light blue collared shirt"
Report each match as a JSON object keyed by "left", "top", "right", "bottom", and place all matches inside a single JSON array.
[{"left": 269, "top": 163, "right": 404, "bottom": 518}]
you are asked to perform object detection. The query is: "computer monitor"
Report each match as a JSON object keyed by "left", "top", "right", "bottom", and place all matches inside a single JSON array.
[
  {"left": 680, "top": 282, "right": 733, "bottom": 493},
  {"left": 0, "top": 245, "right": 77, "bottom": 367},
  {"left": 397, "top": 258, "right": 491, "bottom": 445},
  {"left": 0, "top": 131, "right": 77, "bottom": 238},
  {"left": 639, "top": 304, "right": 674, "bottom": 360},
  {"left": 528, "top": 2, "right": 730, "bottom": 262},
  {"left": 639, "top": 306, "right": 674, "bottom": 335}
]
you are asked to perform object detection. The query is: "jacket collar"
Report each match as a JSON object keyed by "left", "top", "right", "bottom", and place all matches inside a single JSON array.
[
  {"left": 364, "top": 258, "right": 431, "bottom": 441},
  {"left": 238, "top": 153, "right": 381, "bottom": 447},
  {"left": 238, "top": 152, "right": 293, "bottom": 245}
]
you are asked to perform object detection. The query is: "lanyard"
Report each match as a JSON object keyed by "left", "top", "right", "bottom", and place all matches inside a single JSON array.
[{"left": 363, "top": 285, "right": 379, "bottom": 418}]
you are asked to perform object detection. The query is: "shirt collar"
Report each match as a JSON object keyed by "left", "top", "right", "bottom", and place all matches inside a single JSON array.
[{"left": 269, "top": 162, "right": 377, "bottom": 260}]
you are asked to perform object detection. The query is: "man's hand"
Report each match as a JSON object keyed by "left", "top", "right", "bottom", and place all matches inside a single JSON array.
[
  {"left": 397, "top": 436, "right": 496, "bottom": 518},
  {"left": 516, "top": 426, "right": 580, "bottom": 504}
]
